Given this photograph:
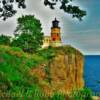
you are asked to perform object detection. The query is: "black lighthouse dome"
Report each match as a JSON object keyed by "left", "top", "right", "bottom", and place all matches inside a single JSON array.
[{"left": 52, "top": 18, "right": 60, "bottom": 28}]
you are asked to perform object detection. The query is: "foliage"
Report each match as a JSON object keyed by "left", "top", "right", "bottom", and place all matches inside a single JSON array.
[
  {"left": 11, "top": 15, "right": 44, "bottom": 53},
  {"left": 0, "top": 0, "right": 86, "bottom": 21},
  {"left": 51, "top": 92, "right": 66, "bottom": 100},
  {"left": 59, "top": 45, "right": 76, "bottom": 54},
  {"left": 10, "top": 46, "right": 23, "bottom": 52},
  {"left": 0, "top": 45, "right": 46, "bottom": 99},
  {"left": 0, "top": 0, "right": 26, "bottom": 20},
  {"left": 38, "top": 46, "right": 55, "bottom": 60},
  {"left": 44, "top": 65, "right": 51, "bottom": 83},
  {"left": 71, "top": 88, "right": 93, "bottom": 100},
  {"left": 0, "top": 45, "right": 94, "bottom": 100},
  {"left": 38, "top": 46, "right": 77, "bottom": 58},
  {"left": 0, "top": 34, "right": 11, "bottom": 45},
  {"left": 44, "top": 0, "right": 86, "bottom": 21}
]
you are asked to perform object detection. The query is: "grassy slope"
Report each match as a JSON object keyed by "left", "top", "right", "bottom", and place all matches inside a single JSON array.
[
  {"left": 0, "top": 45, "right": 79, "bottom": 99},
  {"left": 0, "top": 46, "right": 62, "bottom": 82},
  {"left": 0, "top": 45, "right": 92, "bottom": 100},
  {"left": 0, "top": 45, "right": 46, "bottom": 99}
]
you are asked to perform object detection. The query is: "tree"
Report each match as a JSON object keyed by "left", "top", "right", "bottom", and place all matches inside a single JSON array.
[
  {"left": 0, "top": 34, "right": 11, "bottom": 45},
  {"left": 11, "top": 15, "right": 44, "bottom": 53},
  {"left": 0, "top": 0, "right": 26, "bottom": 20},
  {"left": 44, "top": 0, "right": 86, "bottom": 21},
  {"left": 0, "top": 0, "right": 86, "bottom": 21}
]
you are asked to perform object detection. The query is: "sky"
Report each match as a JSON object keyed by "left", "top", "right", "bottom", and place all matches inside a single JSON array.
[{"left": 0, "top": 0, "right": 100, "bottom": 55}]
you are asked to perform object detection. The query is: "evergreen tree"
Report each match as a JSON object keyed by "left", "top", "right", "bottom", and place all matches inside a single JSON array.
[{"left": 11, "top": 15, "right": 44, "bottom": 53}]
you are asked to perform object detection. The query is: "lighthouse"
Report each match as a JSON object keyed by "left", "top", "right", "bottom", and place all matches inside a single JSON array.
[
  {"left": 51, "top": 18, "right": 62, "bottom": 47},
  {"left": 42, "top": 18, "right": 62, "bottom": 48}
]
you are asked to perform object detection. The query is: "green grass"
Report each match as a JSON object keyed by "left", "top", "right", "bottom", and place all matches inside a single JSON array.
[
  {"left": 0, "top": 45, "right": 46, "bottom": 99},
  {"left": 0, "top": 45, "right": 92, "bottom": 100},
  {"left": 70, "top": 88, "right": 93, "bottom": 100}
]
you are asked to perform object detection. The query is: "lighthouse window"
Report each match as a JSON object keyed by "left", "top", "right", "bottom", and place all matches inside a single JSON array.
[{"left": 53, "top": 38, "right": 56, "bottom": 41}]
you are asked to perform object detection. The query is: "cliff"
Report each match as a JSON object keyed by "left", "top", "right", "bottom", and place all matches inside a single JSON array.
[
  {"left": 0, "top": 45, "right": 84, "bottom": 98},
  {"left": 31, "top": 45, "right": 84, "bottom": 95}
]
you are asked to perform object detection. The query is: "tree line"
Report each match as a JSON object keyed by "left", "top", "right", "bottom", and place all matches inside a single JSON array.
[{"left": 0, "top": 15, "right": 44, "bottom": 53}]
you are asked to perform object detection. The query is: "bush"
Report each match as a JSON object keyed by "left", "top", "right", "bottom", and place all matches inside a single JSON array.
[
  {"left": 71, "top": 88, "right": 93, "bottom": 100},
  {"left": 51, "top": 92, "right": 66, "bottom": 100},
  {"left": 38, "top": 47, "right": 55, "bottom": 60},
  {"left": 11, "top": 47, "right": 23, "bottom": 52}
]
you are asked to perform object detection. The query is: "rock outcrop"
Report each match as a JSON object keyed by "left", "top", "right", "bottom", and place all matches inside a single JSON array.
[{"left": 31, "top": 45, "right": 84, "bottom": 95}]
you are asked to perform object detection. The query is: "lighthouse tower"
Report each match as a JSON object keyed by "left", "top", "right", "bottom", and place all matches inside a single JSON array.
[{"left": 51, "top": 18, "right": 62, "bottom": 47}]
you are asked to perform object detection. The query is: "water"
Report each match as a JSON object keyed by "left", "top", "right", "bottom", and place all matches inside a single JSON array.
[{"left": 84, "top": 55, "right": 100, "bottom": 93}]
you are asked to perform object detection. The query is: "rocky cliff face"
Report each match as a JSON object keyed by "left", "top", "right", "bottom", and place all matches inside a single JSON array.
[
  {"left": 31, "top": 45, "right": 84, "bottom": 95},
  {"left": 50, "top": 49, "right": 84, "bottom": 94}
]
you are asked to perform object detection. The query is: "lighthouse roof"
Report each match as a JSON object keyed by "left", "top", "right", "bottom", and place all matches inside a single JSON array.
[
  {"left": 53, "top": 18, "right": 59, "bottom": 23},
  {"left": 52, "top": 18, "right": 60, "bottom": 28}
]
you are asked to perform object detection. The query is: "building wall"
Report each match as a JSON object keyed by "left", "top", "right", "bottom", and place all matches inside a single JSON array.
[
  {"left": 51, "top": 27, "right": 61, "bottom": 42},
  {"left": 42, "top": 36, "right": 51, "bottom": 48}
]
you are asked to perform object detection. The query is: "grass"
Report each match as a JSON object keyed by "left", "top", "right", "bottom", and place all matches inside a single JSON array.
[
  {"left": 0, "top": 45, "right": 46, "bottom": 99},
  {"left": 0, "top": 45, "right": 92, "bottom": 100}
]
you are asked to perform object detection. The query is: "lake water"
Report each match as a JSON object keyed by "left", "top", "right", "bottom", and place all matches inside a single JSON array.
[{"left": 84, "top": 55, "right": 100, "bottom": 94}]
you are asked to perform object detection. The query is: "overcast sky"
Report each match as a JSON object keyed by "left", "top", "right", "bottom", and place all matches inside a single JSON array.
[{"left": 0, "top": 0, "right": 100, "bottom": 55}]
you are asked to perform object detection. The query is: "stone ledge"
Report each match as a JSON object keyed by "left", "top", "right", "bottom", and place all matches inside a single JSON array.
[{"left": 93, "top": 96, "right": 100, "bottom": 100}]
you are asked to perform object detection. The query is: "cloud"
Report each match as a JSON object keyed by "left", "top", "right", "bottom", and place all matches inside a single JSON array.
[{"left": 62, "top": 28, "right": 100, "bottom": 55}]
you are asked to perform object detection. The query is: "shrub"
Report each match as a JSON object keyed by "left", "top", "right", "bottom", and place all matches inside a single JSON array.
[
  {"left": 51, "top": 92, "right": 66, "bottom": 100},
  {"left": 71, "top": 88, "right": 93, "bottom": 100}
]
